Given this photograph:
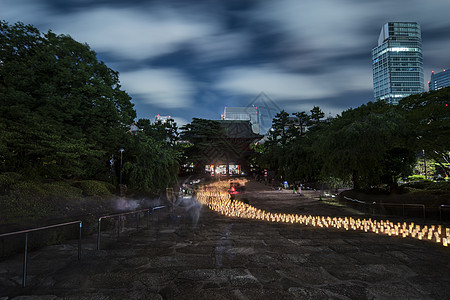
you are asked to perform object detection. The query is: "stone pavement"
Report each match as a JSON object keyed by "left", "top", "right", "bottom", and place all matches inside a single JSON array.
[{"left": 1, "top": 180, "right": 450, "bottom": 299}]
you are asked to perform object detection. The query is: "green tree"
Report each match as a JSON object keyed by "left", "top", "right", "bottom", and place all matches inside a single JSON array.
[
  {"left": 122, "top": 132, "right": 179, "bottom": 193},
  {"left": 398, "top": 87, "right": 450, "bottom": 177},
  {"left": 309, "top": 106, "right": 325, "bottom": 126},
  {"left": 281, "top": 135, "right": 322, "bottom": 183},
  {"left": 0, "top": 21, "right": 136, "bottom": 179},
  {"left": 136, "top": 118, "right": 179, "bottom": 147},
  {"left": 268, "top": 110, "right": 293, "bottom": 146},
  {"left": 292, "top": 111, "right": 310, "bottom": 136},
  {"left": 180, "top": 118, "right": 232, "bottom": 174},
  {"left": 317, "top": 101, "right": 415, "bottom": 190}
]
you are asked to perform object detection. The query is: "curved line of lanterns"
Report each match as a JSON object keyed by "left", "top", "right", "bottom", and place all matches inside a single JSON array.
[{"left": 196, "top": 180, "right": 449, "bottom": 247}]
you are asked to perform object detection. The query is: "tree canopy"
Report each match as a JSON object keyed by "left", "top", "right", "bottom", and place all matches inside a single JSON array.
[
  {"left": 0, "top": 21, "right": 178, "bottom": 193},
  {"left": 252, "top": 89, "right": 449, "bottom": 191},
  {"left": 398, "top": 88, "right": 450, "bottom": 177},
  {"left": 180, "top": 118, "right": 232, "bottom": 174}
]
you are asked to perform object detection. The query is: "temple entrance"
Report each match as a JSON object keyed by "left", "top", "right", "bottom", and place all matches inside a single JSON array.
[{"left": 205, "top": 164, "right": 242, "bottom": 176}]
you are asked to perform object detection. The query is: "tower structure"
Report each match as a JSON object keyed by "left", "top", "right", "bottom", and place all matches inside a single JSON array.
[{"left": 372, "top": 22, "right": 424, "bottom": 104}]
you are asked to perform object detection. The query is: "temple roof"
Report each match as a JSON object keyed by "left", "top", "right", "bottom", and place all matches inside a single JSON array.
[{"left": 217, "top": 120, "right": 263, "bottom": 140}]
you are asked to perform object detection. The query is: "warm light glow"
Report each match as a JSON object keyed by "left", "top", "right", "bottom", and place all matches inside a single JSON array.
[{"left": 197, "top": 180, "right": 450, "bottom": 247}]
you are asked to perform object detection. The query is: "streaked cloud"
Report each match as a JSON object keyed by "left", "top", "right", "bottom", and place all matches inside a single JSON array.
[
  {"left": 119, "top": 69, "right": 195, "bottom": 109},
  {"left": 1, "top": 0, "right": 450, "bottom": 122},
  {"left": 0, "top": 0, "right": 47, "bottom": 25},
  {"left": 190, "top": 32, "right": 251, "bottom": 62},
  {"left": 215, "top": 64, "right": 371, "bottom": 102},
  {"left": 53, "top": 7, "right": 218, "bottom": 61}
]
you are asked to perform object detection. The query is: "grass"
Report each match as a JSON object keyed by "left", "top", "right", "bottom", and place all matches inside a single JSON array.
[
  {"left": 0, "top": 175, "right": 116, "bottom": 226},
  {"left": 0, "top": 174, "right": 122, "bottom": 258}
]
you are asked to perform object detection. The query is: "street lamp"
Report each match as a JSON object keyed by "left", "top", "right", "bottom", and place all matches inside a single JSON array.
[
  {"left": 422, "top": 149, "right": 427, "bottom": 179},
  {"left": 119, "top": 148, "right": 124, "bottom": 184}
]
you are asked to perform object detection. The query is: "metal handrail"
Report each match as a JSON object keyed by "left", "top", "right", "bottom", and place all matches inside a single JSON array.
[
  {"left": 342, "top": 196, "right": 426, "bottom": 220},
  {"left": 97, "top": 206, "right": 167, "bottom": 250},
  {"left": 0, "top": 220, "right": 82, "bottom": 287},
  {"left": 343, "top": 196, "right": 366, "bottom": 204},
  {"left": 377, "top": 203, "right": 426, "bottom": 220}
]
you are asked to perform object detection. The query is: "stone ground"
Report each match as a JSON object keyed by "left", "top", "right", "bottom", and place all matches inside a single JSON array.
[{"left": 1, "top": 180, "right": 450, "bottom": 299}]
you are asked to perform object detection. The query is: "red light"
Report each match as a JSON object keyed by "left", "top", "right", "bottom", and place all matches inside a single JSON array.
[
  {"left": 444, "top": 69, "right": 446, "bottom": 72},
  {"left": 446, "top": 104, "right": 448, "bottom": 107}
]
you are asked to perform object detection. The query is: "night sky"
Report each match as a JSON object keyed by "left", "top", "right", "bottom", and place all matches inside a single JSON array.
[{"left": 2, "top": 0, "right": 450, "bottom": 130}]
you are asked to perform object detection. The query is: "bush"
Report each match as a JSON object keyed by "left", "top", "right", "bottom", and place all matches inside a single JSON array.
[
  {"left": 0, "top": 180, "right": 53, "bottom": 222},
  {"left": 0, "top": 172, "right": 23, "bottom": 195},
  {"left": 406, "top": 175, "right": 431, "bottom": 182},
  {"left": 403, "top": 181, "right": 433, "bottom": 190},
  {"left": 76, "top": 180, "right": 113, "bottom": 196},
  {"left": 426, "top": 181, "right": 450, "bottom": 191},
  {"left": 43, "top": 181, "right": 83, "bottom": 199}
]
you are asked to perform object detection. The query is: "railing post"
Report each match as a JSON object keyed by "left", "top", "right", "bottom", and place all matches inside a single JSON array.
[
  {"left": 117, "top": 216, "right": 121, "bottom": 240},
  {"left": 97, "top": 218, "right": 101, "bottom": 250},
  {"left": 23, "top": 232, "right": 28, "bottom": 287},
  {"left": 423, "top": 205, "right": 426, "bottom": 222},
  {"left": 78, "top": 222, "right": 82, "bottom": 260},
  {"left": 147, "top": 209, "right": 150, "bottom": 229},
  {"left": 136, "top": 212, "right": 139, "bottom": 231}
]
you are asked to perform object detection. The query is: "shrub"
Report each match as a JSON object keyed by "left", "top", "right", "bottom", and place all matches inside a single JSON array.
[
  {"left": 76, "top": 180, "right": 113, "bottom": 196},
  {"left": 406, "top": 175, "right": 431, "bottom": 182},
  {"left": 403, "top": 181, "right": 432, "bottom": 190},
  {"left": 0, "top": 180, "right": 53, "bottom": 222},
  {"left": 43, "top": 181, "right": 83, "bottom": 199},
  {"left": 0, "top": 172, "right": 23, "bottom": 195},
  {"left": 426, "top": 181, "right": 450, "bottom": 191}
]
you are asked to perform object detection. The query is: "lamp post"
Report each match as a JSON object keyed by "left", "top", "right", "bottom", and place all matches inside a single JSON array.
[
  {"left": 422, "top": 149, "right": 427, "bottom": 179},
  {"left": 119, "top": 148, "right": 124, "bottom": 184}
]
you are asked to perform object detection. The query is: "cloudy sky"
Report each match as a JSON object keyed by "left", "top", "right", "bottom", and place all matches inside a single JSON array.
[{"left": 2, "top": 0, "right": 450, "bottom": 130}]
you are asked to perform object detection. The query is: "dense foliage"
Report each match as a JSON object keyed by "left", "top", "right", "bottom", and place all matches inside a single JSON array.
[
  {"left": 0, "top": 21, "right": 179, "bottom": 194},
  {"left": 124, "top": 118, "right": 180, "bottom": 192},
  {"left": 180, "top": 118, "right": 232, "bottom": 174},
  {"left": 253, "top": 89, "right": 449, "bottom": 191}
]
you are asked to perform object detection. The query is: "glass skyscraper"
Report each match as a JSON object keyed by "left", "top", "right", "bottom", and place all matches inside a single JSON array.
[
  {"left": 372, "top": 22, "right": 424, "bottom": 104},
  {"left": 429, "top": 69, "right": 450, "bottom": 91}
]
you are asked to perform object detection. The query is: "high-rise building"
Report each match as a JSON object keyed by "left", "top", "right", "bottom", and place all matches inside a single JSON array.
[
  {"left": 372, "top": 22, "right": 424, "bottom": 104},
  {"left": 429, "top": 69, "right": 450, "bottom": 91},
  {"left": 222, "top": 106, "right": 259, "bottom": 134}
]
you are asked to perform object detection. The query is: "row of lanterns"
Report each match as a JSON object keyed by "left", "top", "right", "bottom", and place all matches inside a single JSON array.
[{"left": 197, "top": 181, "right": 449, "bottom": 247}]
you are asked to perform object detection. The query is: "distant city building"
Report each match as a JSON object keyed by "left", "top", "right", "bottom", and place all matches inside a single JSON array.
[
  {"left": 429, "top": 69, "right": 450, "bottom": 91},
  {"left": 372, "top": 22, "right": 424, "bottom": 104},
  {"left": 222, "top": 106, "right": 259, "bottom": 134},
  {"left": 155, "top": 114, "right": 172, "bottom": 123}
]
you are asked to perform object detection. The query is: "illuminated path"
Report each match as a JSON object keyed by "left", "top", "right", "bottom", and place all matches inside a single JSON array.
[
  {"left": 2, "top": 179, "right": 450, "bottom": 299},
  {"left": 197, "top": 180, "right": 450, "bottom": 247}
]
